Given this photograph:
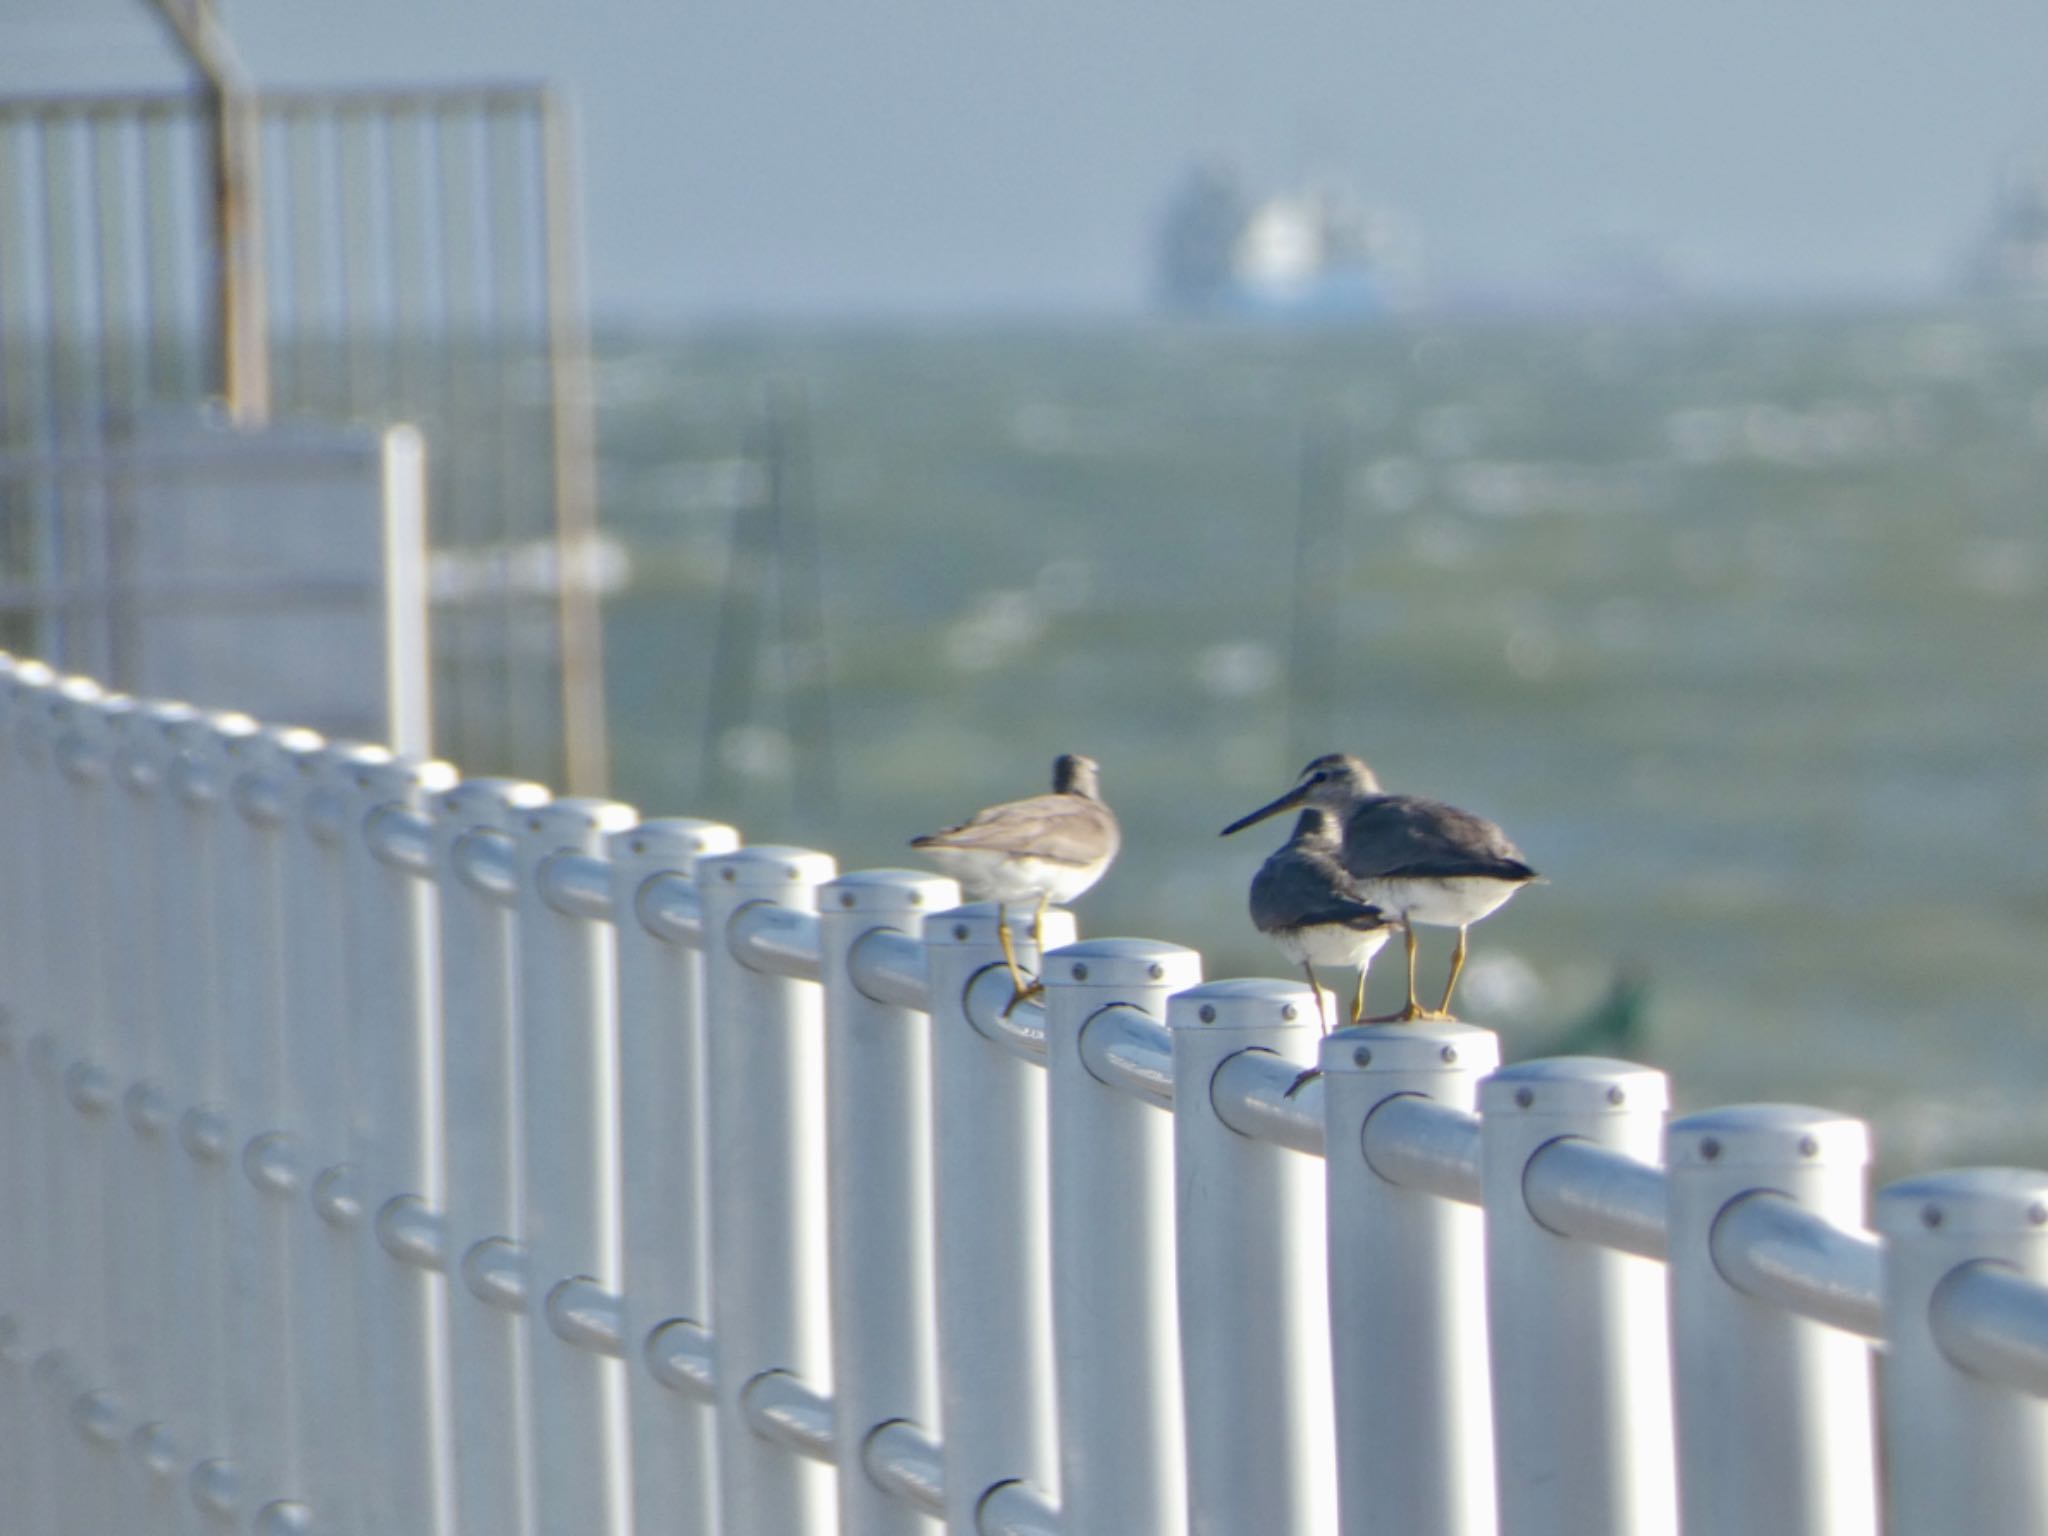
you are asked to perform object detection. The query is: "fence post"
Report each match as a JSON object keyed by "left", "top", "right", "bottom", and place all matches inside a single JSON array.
[
  {"left": 697, "top": 844, "right": 840, "bottom": 1536},
  {"left": 1665, "top": 1105, "right": 1877, "bottom": 1536},
  {"left": 1480, "top": 1057, "right": 1675, "bottom": 1536},
  {"left": 0, "top": 662, "right": 32, "bottom": 1530},
  {"left": 514, "top": 798, "right": 638, "bottom": 1536},
  {"left": 924, "top": 902, "right": 1072, "bottom": 1529},
  {"left": 1325, "top": 1020, "right": 1500, "bottom": 1536},
  {"left": 432, "top": 777, "right": 552, "bottom": 1536},
  {"left": 1877, "top": 1168, "right": 2048, "bottom": 1534},
  {"left": 611, "top": 817, "right": 742, "bottom": 1536},
  {"left": 340, "top": 752, "right": 460, "bottom": 1536},
  {"left": 1043, "top": 935, "right": 1202, "bottom": 1536},
  {"left": 818, "top": 868, "right": 959, "bottom": 1535},
  {"left": 1167, "top": 977, "right": 1332, "bottom": 1536}
]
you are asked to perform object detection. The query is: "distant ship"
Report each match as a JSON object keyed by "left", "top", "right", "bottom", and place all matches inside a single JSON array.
[
  {"left": 1970, "top": 162, "right": 2048, "bottom": 298},
  {"left": 1155, "top": 164, "right": 1421, "bottom": 319}
]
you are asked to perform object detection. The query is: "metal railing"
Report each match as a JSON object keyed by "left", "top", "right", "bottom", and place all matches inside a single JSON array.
[{"left": 3, "top": 650, "right": 2048, "bottom": 1535}]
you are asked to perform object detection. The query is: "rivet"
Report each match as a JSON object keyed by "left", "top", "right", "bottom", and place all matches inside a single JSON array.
[
  {"left": 953, "top": 923, "right": 970, "bottom": 942},
  {"left": 630, "top": 838, "right": 647, "bottom": 855},
  {"left": 1441, "top": 1044, "right": 1459, "bottom": 1064},
  {"left": 1922, "top": 1203, "right": 1943, "bottom": 1229},
  {"left": 722, "top": 867, "right": 737, "bottom": 882},
  {"left": 1280, "top": 1003, "right": 1298, "bottom": 1021},
  {"left": 783, "top": 865, "right": 799, "bottom": 880},
  {"left": 2030, "top": 1203, "right": 2048, "bottom": 1227},
  {"left": 1353, "top": 1045, "right": 1372, "bottom": 1067},
  {"left": 528, "top": 816, "right": 544, "bottom": 832},
  {"left": 839, "top": 892, "right": 856, "bottom": 908},
  {"left": 1198, "top": 1004, "right": 1216, "bottom": 1023},
  {"left": 1071, "top": 963, "right": 1089, "bottom": 981},
  {"left": 1514, "top": 1086, "right": 1534, "bottom": 1108},
  {"left": 1798, "top": 1135, "right": 1820, "bottom": 1158},
  {"left": 908, "top": 891, "right": 923, "bottom": 907},
  {"left": 1607, "top": 1085, "right": 1626, "bottom": 1106},
  {"left": 1147, "top": 963, "right": 1165, "bottom": 980},
  {"left": 1700, "top": 1136, "right": 1721, "bottom": 1160}
]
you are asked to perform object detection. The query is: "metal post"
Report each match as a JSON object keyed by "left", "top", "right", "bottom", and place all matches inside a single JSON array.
[
  {"left": 157, "top": 708, "right": 242, "bottom": 1531},
  {"left": 697, "top": 844, "right": 840, "bottom": 1536},
  {"left": 343, "top": 753, "right": 460, "bottom": 1535},
  {"left": 214, "top": 722, "right": 309, "bottom": 1519},
  {"left": 610, "top": 817, "right": 740, "bottom": 1536},
  {"left": 1479, "top": 1057, "right": 1676, "bottom": 1536},
  {"left": 1877, "top": 1168, "right": 2048, "bottom": 1534},
  {"left": 276, "top": 738, "right": 373, "bottom": 1536},
  {"left": 46, "top": 683, "right": 125, "bottom": 1536},
  {"left": 1325, "top": 1021, "right": 1499, "bottom": 1536},
  {"left": 1167, "top": 978, "right": 1332, "bottom": 1536},
  {"left": 924, "top": 902, "right": 1071, "bottom": 1530},
  {"left": 515, "top": 798, "right": 638, "bottom": 1536},
  {"left": 1043, "top": 936, "right": 1203, "bottom": 1536},
  {"left": 1665, "top": 1105, "right": 1877, "bottom": 1536},
  {"left": 0, "top": 662, "right": 27, "bottom": 1529},
  {"left": 818, "top": 869, "right": 958, "bottom": 1535},
  {"left": 433, "top": 778, "right": 551, "bottom": 1536}
]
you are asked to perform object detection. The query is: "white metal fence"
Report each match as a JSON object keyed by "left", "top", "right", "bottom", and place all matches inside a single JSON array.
[{"left": 3, "top": 651, "right": 2048, "bottom": 1536}]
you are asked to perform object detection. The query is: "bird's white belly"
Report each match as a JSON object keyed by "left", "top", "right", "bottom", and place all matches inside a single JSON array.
[
  {"left": 919, "top": 847, "right": 1106, "bottom": 906},
  {"left": 1274, "top": 923, "right": 1393, "bottom": 969},
  {"left": 1365, "top": 877, "right": 1523, "bottom": 928}
]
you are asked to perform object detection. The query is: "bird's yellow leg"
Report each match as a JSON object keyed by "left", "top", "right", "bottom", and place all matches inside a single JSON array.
[
  {"left": 1001, "top": 895, "right": 1050, "bottom": 1017},
  {"left": 1365, "top": 921, "right": 1423, "bottom": 1023},
  {"left": 1430, "top": 927, "right": 1470, "bottom": 1020},
  {"left": 1303, "top": 961, "right": 1330, "bottom": 1034}
]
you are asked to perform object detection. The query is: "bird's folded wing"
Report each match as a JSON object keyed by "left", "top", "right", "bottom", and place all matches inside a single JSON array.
[
  {"left": 1346, "top": 796, "right": 1536, "bottom": 881},
  {"left": 912, "top": 795, "right": 1117, "bottom": 865}
]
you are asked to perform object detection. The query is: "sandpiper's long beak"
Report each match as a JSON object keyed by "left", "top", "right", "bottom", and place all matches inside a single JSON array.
[{"left": 1220, "top": 783, "right": 1310, "bottom": 837}]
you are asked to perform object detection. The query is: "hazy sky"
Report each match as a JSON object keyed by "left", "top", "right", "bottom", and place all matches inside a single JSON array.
[{"left": 14, "top": 0, "right": 2048, "bottom": 321}]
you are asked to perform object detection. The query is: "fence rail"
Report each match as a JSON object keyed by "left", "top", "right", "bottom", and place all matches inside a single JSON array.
[{"left": 4, "top": 650, "right": 2048, "bottom": 1534}]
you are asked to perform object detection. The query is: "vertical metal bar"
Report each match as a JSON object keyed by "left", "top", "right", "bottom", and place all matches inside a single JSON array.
[
  {"left": 37, "top": 118, "right": 81, "bottom": 667},
  {"left": 215, "top": 726, "right": 312, "bottom": 1520},
  {"left": 818, "top": 869, "right": 957, "bottom": 1534},
  {"left": 1325, "top": 1022, "right": 1499, "bottom": 1536},
  {"left": 611, "top": 818, "right": 741, "bottom": 1536},
  {"left": 536, "top": 91, "right": 608, "bottom": 795},
  {"left": 925, "top": 903, "right": 1070, "bottom": 1530},
  {"left": 0, "top": 663, "right": 38, "bottom": 1524},
  {"left": 46, "top": 678, "right": 125, "bottom": 1536},
  {"left": 1480, "top": 1058, "right": 1676, "bottom": 1536},
  {"left": 697, "top": 844, "right": 840, "bottom": 1536},
  {"left": 1043, "top": 936, "right": 1203, "bottom": 1536},
  {"left": 1666, "top": 1105, "right": 1878, "bottom": 1536},
  {"left": 159, "top": 710, "right": 244, "bottom": 1531},
  {"left": 434, "top": 778, "right": 550, "bottom": 1536},
  {"left": 516, "top": 798, "right": 637, "bottom": 1535},
  {"left": 137, "top": 103, "right": 190, "bottom": 401},
  {"left": 343, "top": 753, "right": 461, "bottom": 1535},
  {"left": 336, "top": 105, "right": 377, "bottom": 417},
  {"left": 273, "top": 739, "right": 374, "bottom": 1536},
  {"left": 1167, "top": 978, "right": 1332, "bottom": 1536},
  {"left": 285, "top": 104, "right": 326, "bottom": 416},
  {"left": 1877, "top": 1169, "right": 2048, "bottom": 1534},
  {"left": 482, "top": 107, "right": 529, "bottom": 775}
]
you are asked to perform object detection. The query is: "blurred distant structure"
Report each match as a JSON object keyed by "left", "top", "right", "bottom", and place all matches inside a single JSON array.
[
  {"left": 1968, "top": 160, "right": 2048, "bottom": 299},
  {"left": 1154, "top": 163, "right": 1421, "bottom": 319},
  {"left": 0, "top": 0, "right": 610, "bottom": 789}
]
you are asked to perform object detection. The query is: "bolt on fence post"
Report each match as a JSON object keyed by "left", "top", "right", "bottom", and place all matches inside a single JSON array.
[
  {"left": 1666, "top": 1105, "right": 1877, "bottom": 1536},
  {"left": 610, "top": 817, "right": 740, "bottom": 1536},
  {"left": 924, "top": 901, "right": 1072, "bottom": 1530},
  {"left": 342, "top": 752, "right": 460, "bottom": 1536},
  {"left": 1328, "top": 1021, "right": 1500, "bottom": 1536},
  {"left": 515, "top": 797, "right": 639, "bottom": 1536},
  {"left": 1480, "top": 1057, "right": 1676, "bottom": 1536},
  {"left": 819, "top": 869, "right": 959, "bottom": 1535},
  {"left": 1044, "top": 935, "right": 1202, "bottom": 1536},
  {"left": 1168, "top": 977, "right": 1334, "bottom": 1536},
  {"left": 1877, "top": 1168, "right": 2048, "bottom": 1535},
  {"left": 433, "top": 778, "right": 552, "bottom": 1536},
  {"left": 698, "top": 844, "right": 840, "bottom": 1536}
]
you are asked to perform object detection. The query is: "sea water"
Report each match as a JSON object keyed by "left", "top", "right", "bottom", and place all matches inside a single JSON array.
[{"left": 594, "top": 309, "right": 2048, "bottom": 1177}]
